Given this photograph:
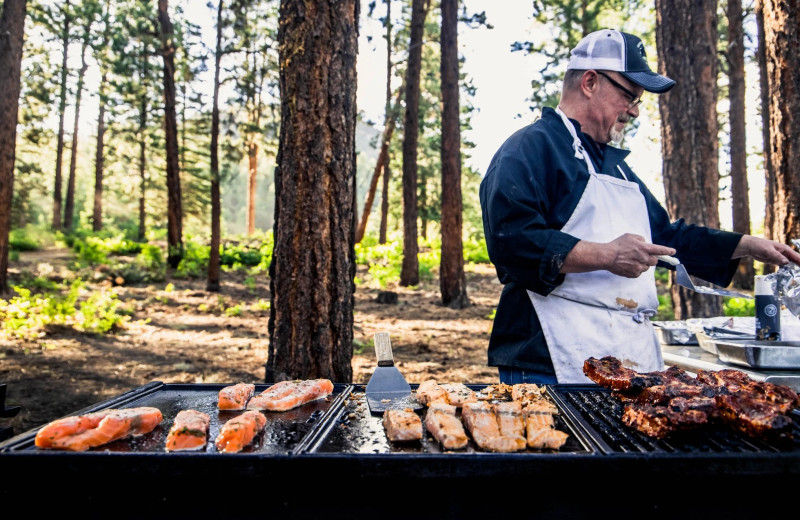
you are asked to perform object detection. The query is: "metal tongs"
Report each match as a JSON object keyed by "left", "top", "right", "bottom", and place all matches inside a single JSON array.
[{"left": 656, "top": 255, "right": 752, "bottom": 299}]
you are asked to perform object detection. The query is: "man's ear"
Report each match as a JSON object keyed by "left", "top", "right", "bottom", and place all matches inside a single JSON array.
[{"left": 581, "top": 70, "right": 598, "bottom": 98}]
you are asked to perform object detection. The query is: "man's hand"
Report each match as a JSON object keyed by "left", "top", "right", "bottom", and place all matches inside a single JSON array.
[
  {"left": 562, "top": 234, "right": 676, "bottom": 278},
  {"left": 733, "top": 235, "right": 800, "bottom": 266}
]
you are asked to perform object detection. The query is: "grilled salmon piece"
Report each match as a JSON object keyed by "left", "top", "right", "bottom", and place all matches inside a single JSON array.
[
  {"left": 165, "top": 409, "right": 211, "bottom": 452},
  {"left": 527, "top": 427, "right": 569, "bottom": 450},
  {"left": 35, "top": 407, "right": 163, "bottom": 451},
  {"left": 493, "top": 401, "right": 525, "bottom": 438},
  {"left": 462, "top": 402, "right": 526, "bottom": 452},
  {"left": 218, "top": 383, "right": 256, "bottom": 410},
  {"left": 247, "top": 379, "right": 333, "bottom": 412},
  {"left": 424, "top": 402, "right": 468, "bottom": 450},
  {"left": 214, "top": 410, "right": 267, "bottom": 453},
  {"left": 511, "top": 383, "right": 545, "bottom": 405},
  {"left": 440, "top": 383, "right": 477, "bottom": 407},
  {"left": 382, "top": 408, "right": 423, "bottom": 442},
  {"left": 416, "top": 379, "right": 448, "bottom": 406}
]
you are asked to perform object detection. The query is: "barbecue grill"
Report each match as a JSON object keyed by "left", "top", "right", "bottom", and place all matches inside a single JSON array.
[{"left": 1, "top": 381, "right": 798, "bottom": 519}]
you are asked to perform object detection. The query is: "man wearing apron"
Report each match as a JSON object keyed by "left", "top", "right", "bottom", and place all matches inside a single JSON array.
[{"left": 480, "top": 29, "right": 800, "bottom": 384}]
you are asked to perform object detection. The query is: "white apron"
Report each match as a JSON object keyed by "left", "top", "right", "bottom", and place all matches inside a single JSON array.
[{"left": 527, "top": 107, "right": 662, "bottom": 383}]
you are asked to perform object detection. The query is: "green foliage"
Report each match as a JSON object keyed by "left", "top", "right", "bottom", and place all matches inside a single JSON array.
[
  {"left": 654, "top": 267, "right": 670, "bottom": 284},
  {"left": 463, "top": 236, "right": 490, "bottom": 263},
  {"left": 656, "top": 293, "right": 675, "bottom": 321},
  {"left": 724, "top": 297, "right": 755, "bottom": 317},
  {"left": 0, "top": 280, "right": 130, "bottom": 339},
  {"left": 174, "top": 237, "right": 210, "bottom": 278},
  {"left": 9, "top": 229, "right": 40, "bottom": 251},
  {"left": 355, "top": 239, "right": 404, "bottom": 288}
]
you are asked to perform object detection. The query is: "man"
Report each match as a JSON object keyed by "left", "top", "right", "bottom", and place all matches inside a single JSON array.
[{"left": 479, "top": 29, "right": 800, "bottom": 385}]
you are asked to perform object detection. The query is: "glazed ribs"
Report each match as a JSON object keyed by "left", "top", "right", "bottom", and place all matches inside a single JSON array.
[{"left": 583, "top": 356, "right": 799, "bottom": 440}]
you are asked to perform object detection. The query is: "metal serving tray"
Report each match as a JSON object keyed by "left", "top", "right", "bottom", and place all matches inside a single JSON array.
[
  {"left": 652, "top": 321, "right": 698, "bottom": 345},
  {"left": 714, "top": 339, "right": 800, "bottom": 369}
]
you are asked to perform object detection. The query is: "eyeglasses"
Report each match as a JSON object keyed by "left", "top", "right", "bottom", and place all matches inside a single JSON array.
[{"left": 595, "top": 70, "right": 642, "bottom": 109}]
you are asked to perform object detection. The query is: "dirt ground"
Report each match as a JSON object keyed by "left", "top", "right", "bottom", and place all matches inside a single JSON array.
[{"left": 0, "top": 248, "right": 502, "bottom": 438}]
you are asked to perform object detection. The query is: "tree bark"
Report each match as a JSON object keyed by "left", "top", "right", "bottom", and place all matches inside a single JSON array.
[
  {"left": 399, "top": 0, "right": 429, "bottom": 286},
  {"left": 655, "top": 0, "right": 723, "bottom": 318},
  {"left": 207, "top": 0, "right": 224, "bottom": 293},
  {"left": 439, "top": 0, "right": 469, "bottom": 309},
  {"left": 93, "top": 70, "right": 107, "bottom": 232},
  {"left": 727, "top": 0, "right": 754, "bottom": 289},
  {"left": 64, "top": 26, "right": 90, "bottom": 231},
  {"left": 158, "top": 0, "right": 183, "bottom": 268},
  {"left": 760, "top": 0, "right": 800, "bottom": 245},
  {"left": 0, "top": 0, "right": 27, "bottom": 294},
  {"left": 379, "top": 0, "right": 392, "bottom": 245},
  {"left": 267, "top": 0, "right": 359, "bottom": 382},
  {"left": 355, "top": 86, "right": 402, "bottom": 244},
  {"left": 755, "top": 0, "right": 774, "bottom": 253},
  {"left": 52, "top": 0, "right": 70, "bottom": 232},
  {"left": 247, "top": 141, "right": 258, "bottom": 235}
]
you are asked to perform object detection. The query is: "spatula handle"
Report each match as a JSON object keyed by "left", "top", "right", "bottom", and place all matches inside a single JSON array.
[
  {"left": 656, "top": 255, "right": 680, "bottom": 266},
  {"left": 374, "top": 332, "right": 395, "bottom": 367}
]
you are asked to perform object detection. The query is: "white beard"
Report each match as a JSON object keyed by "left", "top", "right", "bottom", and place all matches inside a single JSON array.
[{"left": 609, "top": 124, "right": 625, "bottom": 146}]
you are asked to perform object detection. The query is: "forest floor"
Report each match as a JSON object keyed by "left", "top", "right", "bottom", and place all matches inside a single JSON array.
[{"left": 0, "top": 247, "right": 502, "bottom": 437}]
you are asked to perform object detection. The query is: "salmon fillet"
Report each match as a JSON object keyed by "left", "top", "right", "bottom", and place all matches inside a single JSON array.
[
  {"left": 462, "top": 402, "right": 526, "bottom": 452},
  {"left": 527, "top": 427, "right": 569, "bottom": 450},
  {"left": 247, "top": 379, "right": 333, "bottom": 412},
  {"left": 424, "top": 402, "right": 468, "bottom": 450},
  {"left": 416, "top": 379, "right": 448, "bottom": 406},
  {"left": 382, "top": 408, "right": 423, "bottom": 442},
  {"left": 493, "top": 401, "right": 525, "bottom": 438},
  {"left": 165, "top": 409, "right": 211, "bottom": 452},
  {"left": 511, "top": 383, "right": 545, "bottom": 405},
  {"left": 218, "top": 383, "right": 255, "bottom": 410},
  {"left": 214, "top": 410, "right": 267, "bottom": 453},
  {"left": 35, "top": 407, "right": 163, "bottom": 451},
  {"left": 440, "top": 383, "right": 477, "bottom": 407}
]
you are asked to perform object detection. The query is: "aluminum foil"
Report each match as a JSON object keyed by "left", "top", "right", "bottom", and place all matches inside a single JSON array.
[{"left": 766, "top": 241, "right": 800, "bottom": 318}]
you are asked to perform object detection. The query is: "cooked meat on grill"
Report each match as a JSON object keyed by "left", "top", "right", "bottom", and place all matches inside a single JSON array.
[
  {"left": 479, "top": 383, "right": 514, "bottom": 401},
  {"left": 247, "top": 379, "right": 333, "bottom": 412},
  {"left": 218, "top": 382, "right": 256, "bottom": 410},
  {"left": 382, "top": 408, "right": 423, "bottom": 442},
  {"left": 416, "top": 380, "right": 448, "bottom": 406},
  {"left": 492, "top": 401, "right": 526, "bottom": 438},
  {"left": 214, "top": 410, "right": 267, "bottom": 453},
  {"left": 584, "top": 356, "right": 799, "bottom": 440},
  {"left": 424, "top": 402, "right": 468, "bottom": 450},
  {"left": 511, "top": 383, "right": 545, "bottom": 404},
  {"left": 35, "top": 407, "right": 163, "bottom": 452},
  {"left": 526, "top": 426, "right": 569, "bottom": 450},
  {"left": 461, "top": 402, "right": 526, "bottom": 452},
  {"left": 440, "top": 383, "right": 478, "bottom": 407},
  {"left": 622, "top": 402, "right": 709, "bottom": 439},
  {"left": 165, "top": 409, "right": 211, "bottom": 452},
  {"left": 715, "top": 393, "right": 794, "bottom": 440}
]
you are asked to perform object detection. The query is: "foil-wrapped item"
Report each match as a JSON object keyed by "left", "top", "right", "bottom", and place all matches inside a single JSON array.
[{"left": 767, "top": 256, "right": 800, "bottom": 318}]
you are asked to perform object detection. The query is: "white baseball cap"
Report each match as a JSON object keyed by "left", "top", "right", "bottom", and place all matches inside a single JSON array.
[{"left": 566, "top": 29, "right": 675, "bottom": 94}]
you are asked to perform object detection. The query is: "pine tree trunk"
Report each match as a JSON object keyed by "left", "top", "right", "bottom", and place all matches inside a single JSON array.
[
  {"left": 137, "top": 47, "right": 149, "bottom": 243},
  {"left": 64, "top": 32, "right": 90, "bottom": 231},
  {"left": 755, "top": 0, "right": 774, "bottom": 254},
  {"left": 267, "top": 0, "right": 358, "bottom": 382},
  {"left": 655, "top": 0, "right": 723, "bottom": 319},
  {"left": 399, "top": 0, "right": 429, "bottom": 286},
  {"left": 379, "top": 0, "right": 392, "bottom": 245},
  {"left": 158, "top": 0, "right": 183, "bottom": 268},
  {"left": 247, "top": 141, "right": 258, "bottom": 235},
  {"left": 52, "top": 1, "right": 70, "bottom": 232},
  {"left": 207, "top": 0, "right": 224, "bottom": 293},
  {"left": 93, "top": 81, "right": 106, "bottom": 232},
  {"left": 727, "top": 0, "right": 754, "bottom": 289},
  {"left": 0, "top": 0, "right": 27, "bottom": 294},
  {"left": 760, "top": 0, "right": 800, "bottom": 245},
  {"left": 439, "top": 0, "right": 468, "bottom": 309}
]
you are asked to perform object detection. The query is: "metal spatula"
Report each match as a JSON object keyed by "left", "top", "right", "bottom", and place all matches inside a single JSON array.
[
  {"left": 365, "top": 332, "right": 423, "bottom": 414},
  {"left": 657, "top": 255, "right": 752, "bottom": 299}
]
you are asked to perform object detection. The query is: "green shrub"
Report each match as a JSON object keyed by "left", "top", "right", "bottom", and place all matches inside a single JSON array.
[
  {"left": 724, "top": 297, "right": 755, "bottom": 317},
  {"left": 9, "top": 229, "right": 40, "bottom": 251},
  {"left": 656, "top": 293, "right": 674, "bottom": 321},
  {"left": 463, "top": 236, "right": 490, "bottom": 263}
]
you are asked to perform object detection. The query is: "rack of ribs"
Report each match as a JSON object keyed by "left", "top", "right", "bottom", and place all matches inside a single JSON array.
[{"left": 584, "top": 356, "right": 799, "bottom": 440}]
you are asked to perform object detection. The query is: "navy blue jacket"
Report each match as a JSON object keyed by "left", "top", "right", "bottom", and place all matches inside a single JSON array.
[{"left": 479, "top": 107, "right": 742, "bottom": 374}]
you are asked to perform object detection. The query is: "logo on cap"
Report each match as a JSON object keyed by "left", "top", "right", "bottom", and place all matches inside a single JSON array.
[{"left": 637, "top": 41, "right": 646, "bottom": 58}]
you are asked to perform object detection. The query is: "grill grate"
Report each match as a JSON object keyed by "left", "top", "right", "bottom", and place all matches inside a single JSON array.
[{"left": 548, "top": 385, "right": 800, "bottom": 455}]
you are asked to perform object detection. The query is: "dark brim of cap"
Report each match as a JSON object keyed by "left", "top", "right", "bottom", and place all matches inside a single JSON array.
[{"left": 620, "top": 70, "right": 676, "bottom": 94}]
